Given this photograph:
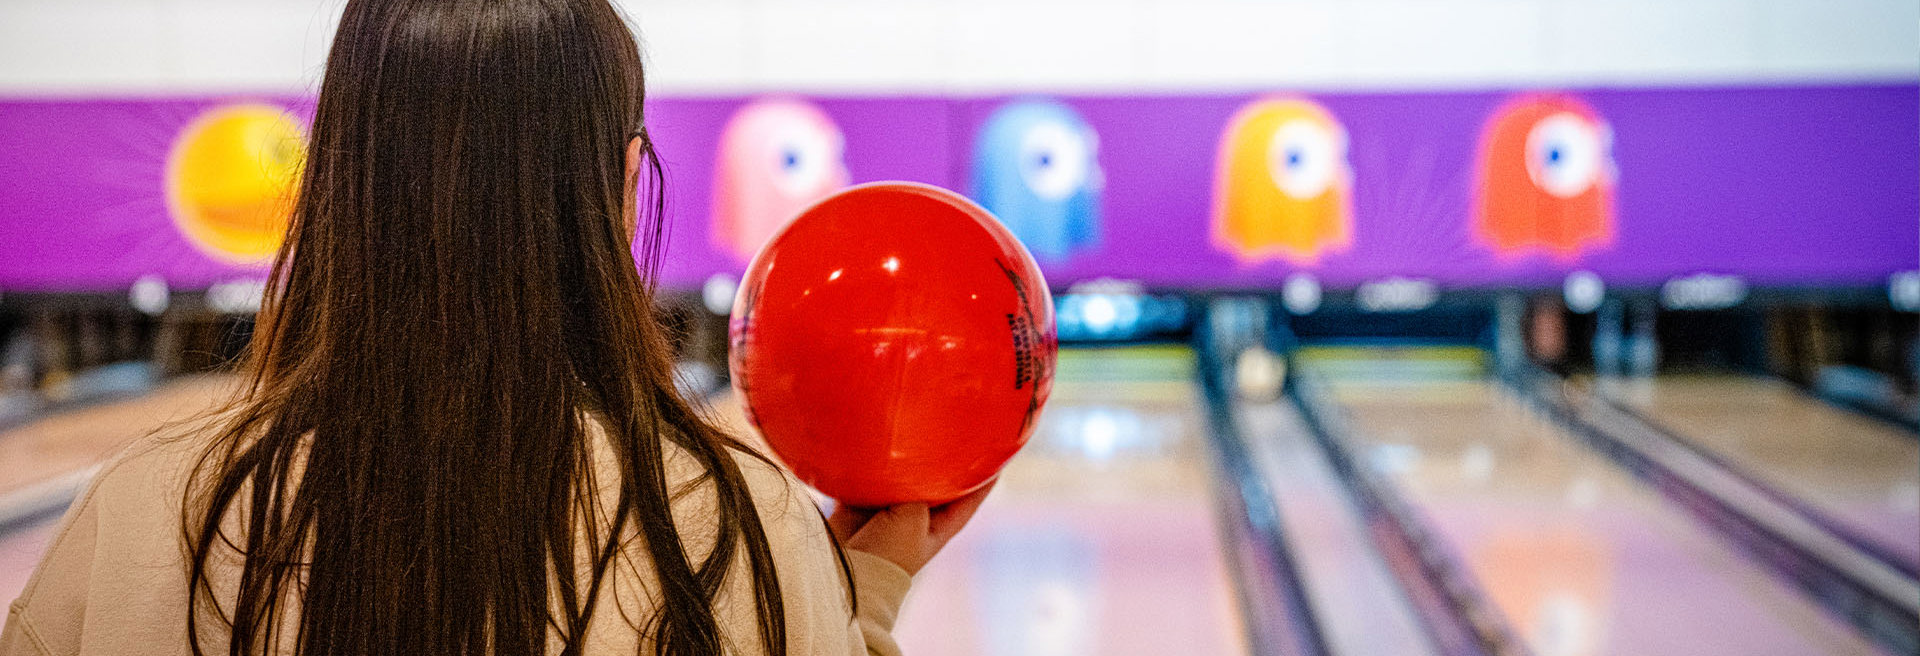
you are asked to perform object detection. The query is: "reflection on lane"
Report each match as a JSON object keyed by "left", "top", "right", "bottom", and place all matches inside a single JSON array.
[
  {"left": 1600, "top": 376, "right": 1920, "bottom": 566},
  {"left": 1325, "top": 379, "right": 1880, "bottom": 656},
  {"left": 710, "top": 346, "right": 1247, "bottom": 656}
]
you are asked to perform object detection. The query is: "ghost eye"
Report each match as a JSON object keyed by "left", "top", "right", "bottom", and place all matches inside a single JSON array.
[
  {"left": 1018, "top": 121, "right": 1093, "bottom": 201},
  {"left": 1268, "top": 120, "right": 1344, "bottom": 199},
  {"left": 768, "top": 126, "right": 835, "bottom": 196},
  {"left": 1526, "top": 113, "right": 1605, "bottom": 198}
]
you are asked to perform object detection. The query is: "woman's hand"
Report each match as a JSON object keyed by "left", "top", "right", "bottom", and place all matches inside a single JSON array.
[{"left": 826, "top": 480, "right": 996, "bottom": 576}]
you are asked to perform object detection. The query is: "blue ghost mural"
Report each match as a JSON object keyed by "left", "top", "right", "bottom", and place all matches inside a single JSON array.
[{"left": 970, "top": 99, "right": 1103, "bottom": 262}]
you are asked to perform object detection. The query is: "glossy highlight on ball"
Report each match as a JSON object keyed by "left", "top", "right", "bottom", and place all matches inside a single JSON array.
[{"left": 729, "top": 182, "right": 1058, "bottom": 507}]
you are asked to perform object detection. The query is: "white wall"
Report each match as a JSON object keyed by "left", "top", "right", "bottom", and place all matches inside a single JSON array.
[{"left": 0, "top": 0, "right": 1914, "bottom": 96}]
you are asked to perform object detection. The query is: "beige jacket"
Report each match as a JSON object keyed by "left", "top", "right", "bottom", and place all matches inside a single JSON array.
[{"left": 0, "top": 421, "right": 909, "bottom": 656}]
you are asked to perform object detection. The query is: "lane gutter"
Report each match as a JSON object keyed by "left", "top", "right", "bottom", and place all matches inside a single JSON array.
[
  {"left": 1194, "top": 331, "right": 1332, "bottom": 656},
  {"left": 1285, "top": 364, "right": 1531, "bottom": 656}
]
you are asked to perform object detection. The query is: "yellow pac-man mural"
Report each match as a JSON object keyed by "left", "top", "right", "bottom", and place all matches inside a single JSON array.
[
  {"left": 165, "top": 103, "right": 305, "bottom": 263},
  {"left": 1212, "top": 98, "right": 1354, "bottom": 264}
]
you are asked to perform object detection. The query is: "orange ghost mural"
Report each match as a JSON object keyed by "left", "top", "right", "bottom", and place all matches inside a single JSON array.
[
  {"left": 1211, "top": 98, "right": 1354, "bottom": 264},
  {"left": 1474, "top": 95, "right": 1617, "bottom": 258}
]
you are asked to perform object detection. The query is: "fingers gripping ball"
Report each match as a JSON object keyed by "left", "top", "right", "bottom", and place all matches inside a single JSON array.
[{"left": 729, "top": 182, "right": 1057, "bottom": 507}]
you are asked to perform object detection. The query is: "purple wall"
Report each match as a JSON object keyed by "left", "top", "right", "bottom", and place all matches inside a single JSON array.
[{"left": 1, "top": 85, "right": 1913, "bottom": 293}]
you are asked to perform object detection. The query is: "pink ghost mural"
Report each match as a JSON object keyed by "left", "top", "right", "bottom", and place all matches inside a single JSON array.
[{"left": 712, "top": 98, "right": 851, "bottom": 262}]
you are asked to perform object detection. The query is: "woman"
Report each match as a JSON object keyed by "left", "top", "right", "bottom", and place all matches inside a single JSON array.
[{"left": 0, "top": 1, "right": 987, "bottom": 654}]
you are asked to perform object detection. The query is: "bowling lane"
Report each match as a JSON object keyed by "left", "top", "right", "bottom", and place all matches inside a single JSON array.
[
  {"left": 709, "top": 346, "right": 1249, "bottom": 656},
  {"left": 0, "top": 375, "right": 237, "bottom": 631},
  {"left": 0, "top": 375, "right": 237, "bottom": 497},
  {"left": 1597, "top": 375, "right": 1920, "bottom": 566},
  {"left": 1322, "top": 377, "right": 1882, "bottom": 656},
  {"left": 1236, "top": 399, "right": 1438, "bottom": 656}
]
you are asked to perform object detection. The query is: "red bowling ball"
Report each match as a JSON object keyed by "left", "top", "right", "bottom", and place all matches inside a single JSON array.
[{"left": 729, "top": 182, "right": 1057, "bottom": 507}]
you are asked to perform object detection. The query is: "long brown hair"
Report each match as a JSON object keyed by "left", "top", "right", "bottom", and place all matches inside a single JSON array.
[{"left": 184, "top": 1, "right": 788, "bottom": 653}]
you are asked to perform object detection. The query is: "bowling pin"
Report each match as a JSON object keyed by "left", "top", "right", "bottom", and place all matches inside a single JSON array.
[
  {"left": 1593, "top": 301, "right": 1624, "bottom": 379},
  {"left": 1625, "top": 303, "right": 1659, "bottom": 379},
  {"left": 1495, "top": 294, "right": 1528, "bottom": 376}
]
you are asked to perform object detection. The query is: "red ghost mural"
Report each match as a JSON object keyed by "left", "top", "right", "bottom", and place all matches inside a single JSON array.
[{"left": 1474, "top": 95, "right": 1617, "bottom": 259}]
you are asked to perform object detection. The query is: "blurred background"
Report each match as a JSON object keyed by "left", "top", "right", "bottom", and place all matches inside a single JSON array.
[{"left": 1, "top": 1, "right": 1916, "bottom": 655}]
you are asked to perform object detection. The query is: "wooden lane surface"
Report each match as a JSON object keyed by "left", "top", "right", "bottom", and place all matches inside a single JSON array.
[
  {"left": 1328, "top": 379, "right": 1881, "bottom": 656},
  {"left": 0, "top": 375, "right": 238, "bottom": 631},
  {"left": 0, "top": 375, "right": 239, "bottom": 497},
  {"left": 1601, "top": 375, "right": 1920, "bottom": 566}
]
